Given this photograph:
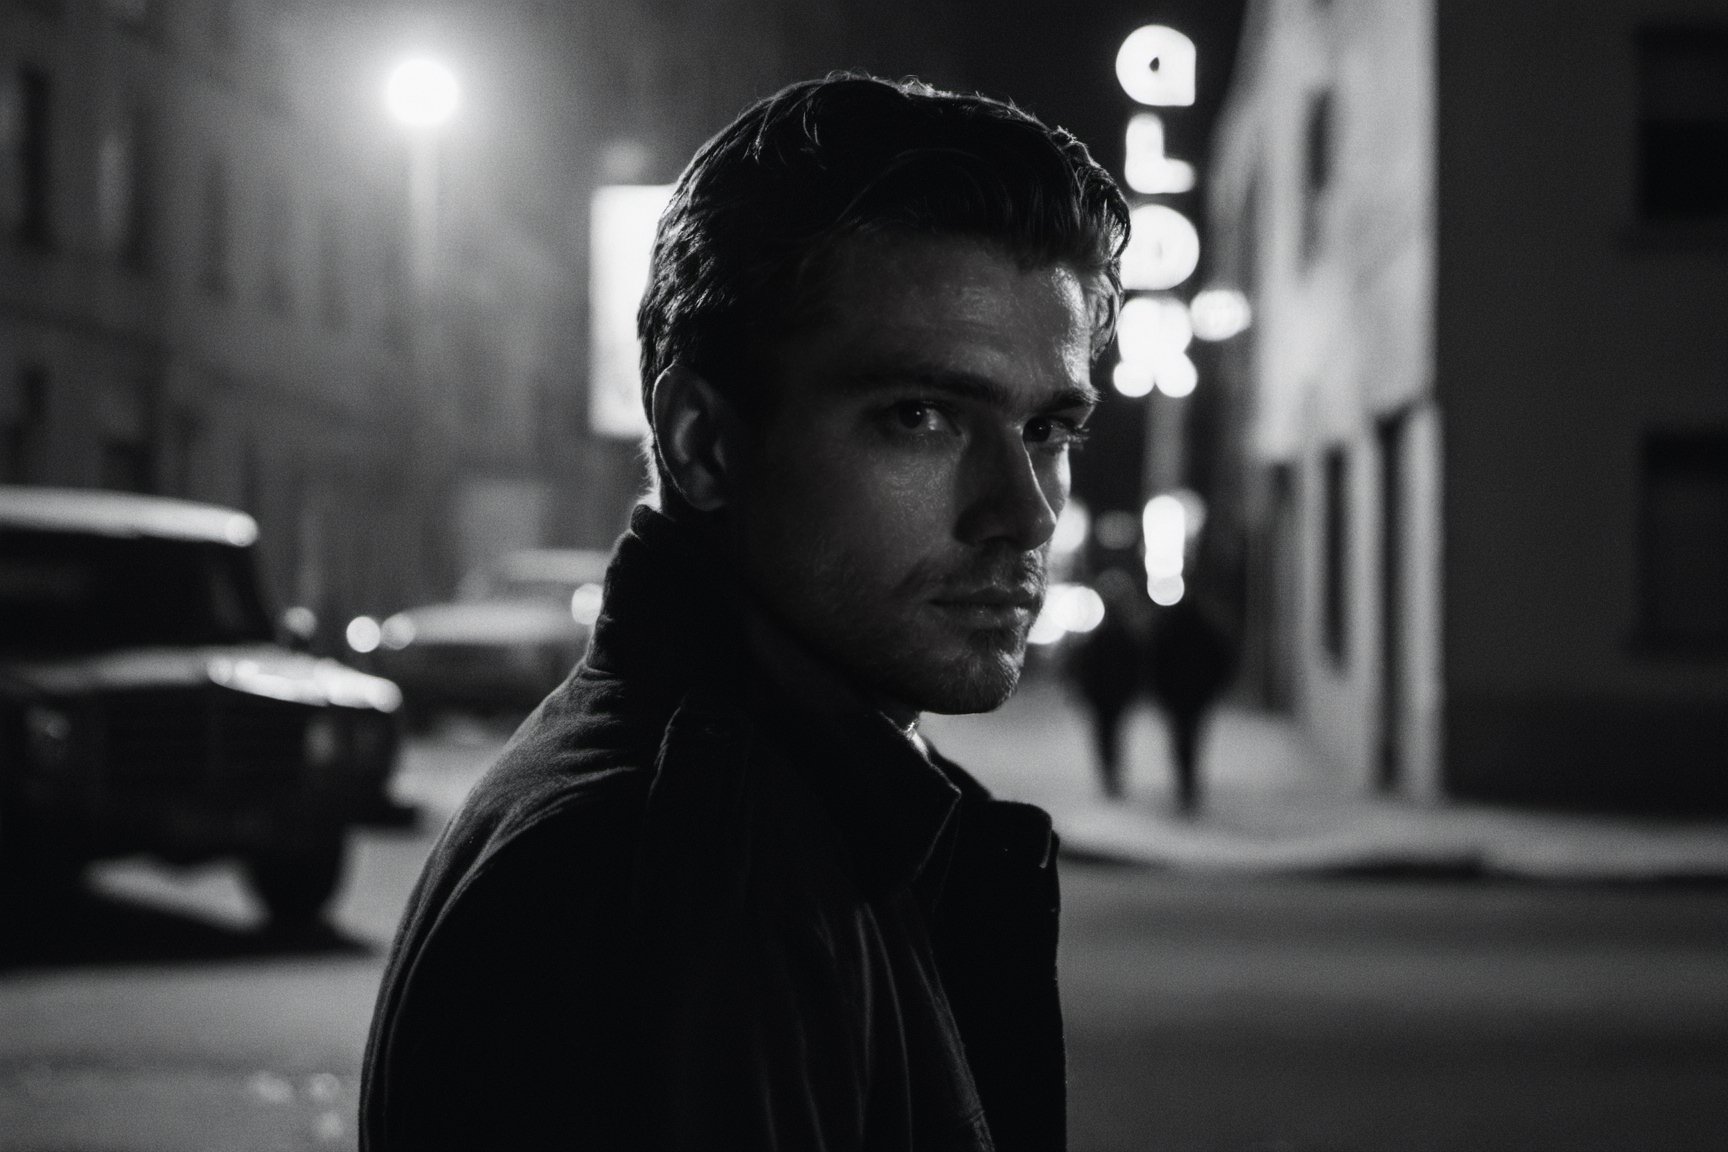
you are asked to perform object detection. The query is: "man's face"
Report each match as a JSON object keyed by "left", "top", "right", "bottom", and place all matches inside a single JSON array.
[{"left": 726, "top": 234, "right": 1099, "bottom": 716}]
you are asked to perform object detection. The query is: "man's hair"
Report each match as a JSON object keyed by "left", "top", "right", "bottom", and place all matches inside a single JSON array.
[{"left": 637, "top": 73, "right": 1129, "bottom": 487}]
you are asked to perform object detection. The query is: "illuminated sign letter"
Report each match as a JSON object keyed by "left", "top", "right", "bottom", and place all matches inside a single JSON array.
[
  {"left": 1189, "top": 287, "right": 1253, "bottom": 341},
  {"left": 1121, "top": 204, "right": 1201, "bottom": 291},
  {"left": 1116, "top": 25, "right": 1196, "bottom": 107},
  {"left": 588, "top": 184, "right": 674, "bottom": 439},
  {"left": 1116, "top": 294, "right": 1193, "bottom": 364},
  {"left": 1124, "top": 114, "right": 1195, "bottom": 195}
]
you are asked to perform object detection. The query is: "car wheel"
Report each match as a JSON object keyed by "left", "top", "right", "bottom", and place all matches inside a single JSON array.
[{"left": 245, "top": 829, "right": 348, "bottom": 927}]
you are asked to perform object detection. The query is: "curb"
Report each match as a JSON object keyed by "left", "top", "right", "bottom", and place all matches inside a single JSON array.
[{"left": 1051, "top": 809, "right": 1728, "bottom": 884}]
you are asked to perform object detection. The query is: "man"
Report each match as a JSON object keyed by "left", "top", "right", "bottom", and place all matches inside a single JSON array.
[{"left": 361, "top": 74, "right": 1127, "bottom": 1151}]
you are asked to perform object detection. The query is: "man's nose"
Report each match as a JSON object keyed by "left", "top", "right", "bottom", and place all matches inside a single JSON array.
[{"left": 954, "top": 432, "right": 1060, "bottom": 551}]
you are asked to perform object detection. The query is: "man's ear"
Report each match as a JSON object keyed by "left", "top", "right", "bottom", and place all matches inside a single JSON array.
[{"left": 650, "top": 364, "right": 740, "bottom": 512}]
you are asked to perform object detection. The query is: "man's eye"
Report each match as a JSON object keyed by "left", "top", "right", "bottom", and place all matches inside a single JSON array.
[
  {"left": 888, "top": 401, "right": 954, "bottom": 434},
  {"left": 1025, "top": 416, "right": 1090, "bottom": 450}
]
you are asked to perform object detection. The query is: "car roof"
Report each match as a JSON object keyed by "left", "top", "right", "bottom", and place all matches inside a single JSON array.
[
  {"left": 486, "top": 548, "right": 611, "bottom": 585},
  {"left": 0, "top": 486, "right": 259, "bottom": 546}
]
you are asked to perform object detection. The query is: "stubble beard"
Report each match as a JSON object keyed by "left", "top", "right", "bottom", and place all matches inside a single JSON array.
[{"left": 812, "top": 546, "right": 1047, "bottom": 717}]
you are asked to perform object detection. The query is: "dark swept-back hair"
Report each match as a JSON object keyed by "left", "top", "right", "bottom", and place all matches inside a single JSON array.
[{"left": 637, "top": 73, "right": 1130, "bottom": 430}]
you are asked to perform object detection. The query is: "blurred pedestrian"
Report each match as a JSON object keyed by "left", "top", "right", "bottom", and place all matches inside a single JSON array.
[
  {"left": 1144, "top": 588, "right": 1240, "bottom": 816},
  {"left": 1069, "top": 567, "right": 1146, "bottom": 799},
  {"left": 362, "top": 74, "right": 1129, "bottom": 1152}
]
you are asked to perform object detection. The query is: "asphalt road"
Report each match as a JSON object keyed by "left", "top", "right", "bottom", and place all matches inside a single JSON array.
[{"left": 3, "top": 724, "right": 1726, "bottom": 1152}]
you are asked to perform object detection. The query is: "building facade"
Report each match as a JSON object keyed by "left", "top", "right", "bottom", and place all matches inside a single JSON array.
[
  {"left": 1209, "top": 0, "right": 1728, "bottom": 809},
  {"left": 0, "top": 0, "right": 456, "bottom": 631},
  {"left": 0, "top": 0, "right": 891, "bottom": 635}
]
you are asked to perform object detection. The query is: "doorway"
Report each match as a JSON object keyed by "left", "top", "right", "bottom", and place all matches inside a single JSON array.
[{"left": 1376, "top": 410, "right": 1409, "bottom": 792}]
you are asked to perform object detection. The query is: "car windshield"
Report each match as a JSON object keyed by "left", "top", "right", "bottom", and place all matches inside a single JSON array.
[{"left": 0, "top": 528, "right": 276, "bottom": 653}]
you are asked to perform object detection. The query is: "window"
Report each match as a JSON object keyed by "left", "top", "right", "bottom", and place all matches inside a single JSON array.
[
  {"left": 1321, "top": 444, "right": 1350, "bottom": 663},
  {"left": 169, "top": 408, "right": 202, "bottom": 496},
  {"left": 260, "top": 178, "right": 293, "bottom": 313},
  {"left": 1640, "top": 431, "right": 1728, "bottom": 650},
  {"left": 16, "top": 66, "right": 53, "bottom": 248},
  {"left": 318, "top": 202, "right": 348, "bottom": 330},
  {"left": 98, "top": 101, "right": 153, "bottom": 271},
  {"left": 4, "top": 365, "right": 49, "bottom": 484},
  {"left": 381, "top": 230, "right": 407, "bottom": 347},
  {"left": 122, "top": 103, "right": 154, "bottom": 271},
  {"left": 1300, "top": 90, "right": 1333, "bottom": 262},
  {"left": 199, "top": 156, "right": 231, "bottom": 297},
  {"left": 1637, "top": 27, "right": 1728, "bottom": 220}
]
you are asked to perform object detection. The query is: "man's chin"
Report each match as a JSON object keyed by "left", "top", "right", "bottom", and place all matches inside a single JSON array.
[{"left": 908, "top": 648, "right": 1026, "bottom": 716}]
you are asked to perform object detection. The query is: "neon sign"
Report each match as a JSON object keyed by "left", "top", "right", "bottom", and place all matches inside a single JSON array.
[
  {"left": 1115, "top": 25, "right": 1197, "bottom": 107},
  {"left": 1113, "top": 25, "right": 1208, "bottom": 398}
]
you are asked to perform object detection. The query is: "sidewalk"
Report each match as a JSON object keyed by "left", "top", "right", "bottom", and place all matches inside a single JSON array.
[{"left": 921, "top": 674, "right": 1728, "bottom": 882}]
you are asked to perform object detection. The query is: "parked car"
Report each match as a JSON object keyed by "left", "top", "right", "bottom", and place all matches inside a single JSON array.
[
  {"left": 0, "top": 487, "right": 404, "bottom": 925},
  {"left": 357, "top": 548, "right": 609, "bottom": 726}
]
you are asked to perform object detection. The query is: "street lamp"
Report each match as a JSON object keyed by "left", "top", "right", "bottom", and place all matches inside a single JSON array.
[
  {"left": 384, "top": 57, "right": 458, "bottom": 294},
  {"left": 385, "top": 58, "right": 459, "bottom": 129}
]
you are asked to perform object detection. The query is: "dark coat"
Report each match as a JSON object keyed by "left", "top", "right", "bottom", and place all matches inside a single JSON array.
[{"left": 360, "top": 507, "right": 1067, "bottom": 1151}]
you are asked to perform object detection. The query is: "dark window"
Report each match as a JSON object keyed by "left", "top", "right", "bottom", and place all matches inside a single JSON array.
[
  {"left": 199, "top": 156, "right": 230, "bottom": 296},
  {"left": 4, "top": 365, "right": 50, "bottom": 484},
  {"left": 240, "top": 437, "right": 264, "bottom": 517},
  {"left": 121, "top": 102, "right": 155, "bottom": 271},
  {"left": 1640, "top": 431, "right": 1728, "bottom": 650},
  {"left": 1301, "top": 90, "right": 1333, "bottom": 262},
  {"left": 1321, "top": 444, "right": 1350, "bottom": 663},
  {"left": 261, "top": 179, "right": 293, "bottom": 313},
  {"left": 17, "top": 66, "right": 53, "bottom": 247},
  {"left": 318, "top": 202, "right": 347, "bottom": 330},
  {"left": 169, "top": 408, "right": 202, "bottom": 496},
  {"left": 1637, "top": 27, "right": 1728, "bottom": 220},
  {"left": 381, "top": 230, "right": 407, "bottom": 347}
]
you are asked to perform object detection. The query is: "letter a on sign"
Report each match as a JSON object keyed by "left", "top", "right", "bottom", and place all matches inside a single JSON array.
[{"left": 1116, "top": 25, "right": 1196, "bottom": 107}]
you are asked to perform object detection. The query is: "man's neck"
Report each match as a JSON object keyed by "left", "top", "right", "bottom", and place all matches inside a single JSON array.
[{"left": 741, "top": 604, "right": 921, "bottom": 735}]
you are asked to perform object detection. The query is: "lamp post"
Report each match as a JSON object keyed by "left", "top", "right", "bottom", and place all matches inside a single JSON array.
[
  {"left": 384, "top": 57, "right": 459, "bottom": 294},
  {"left": 384, "top": 57, "right": 460, "bottom": 591}
]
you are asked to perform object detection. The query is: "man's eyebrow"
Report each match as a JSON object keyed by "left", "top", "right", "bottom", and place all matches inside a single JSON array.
[{"left": 848, "top": 366, "right": 1100, "bottom": 411}]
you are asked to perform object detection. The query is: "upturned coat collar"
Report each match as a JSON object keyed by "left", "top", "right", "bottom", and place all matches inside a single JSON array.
[{"left": 584, "top": 504, "right": 964, "bottom": 898}]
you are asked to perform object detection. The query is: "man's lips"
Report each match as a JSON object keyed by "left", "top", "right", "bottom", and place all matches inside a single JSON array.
[{"left": 929, "top": 586, "right": 1043, "bottom": 627}]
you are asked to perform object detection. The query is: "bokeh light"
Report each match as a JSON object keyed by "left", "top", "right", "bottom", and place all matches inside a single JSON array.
[
  {"left": 1190, "top": 287, "right": 1253, "bottom": 341},
  {"left": 1052, "top": 499, "right": 1090, "bottom": 555},
  {"left": 1155, "top": 352, "right": 1199, "bottom": 398},
  {"left": 385, "top": 58, "right": 460, "bottom": 128},
  {"left": 380, "top": 613, "right": 418, "bottom": 650},
  {"left": 1148, "top": 573, "right": 1186, "bottom": 606},
  {"left": 570, "top": 582, "right": 605, "bottom": 626},
  {"left": 346, "top": 615, "right": 382, "bottom": 654},
  {"left": 1112, "top": 360, "right": 1156, "bottom": 398}
]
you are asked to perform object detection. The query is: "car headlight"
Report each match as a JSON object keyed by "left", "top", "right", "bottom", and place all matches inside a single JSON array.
[
  {"left": 24, "top": 704, "right": 73, "bottom": 769},
  {"left": 380, "top": 614, "right": 417, "bottom": 651},
  {"left": 303, "top": 714, "right": 345, "bottom": 769},
  {"left": 346, "top": 616, "right": 382, "bottom": 654}
]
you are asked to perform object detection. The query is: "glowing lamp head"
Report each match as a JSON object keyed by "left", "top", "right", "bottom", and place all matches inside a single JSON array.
[{"left": 385, "top": 58, "right": 460, "bottom": 128}]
